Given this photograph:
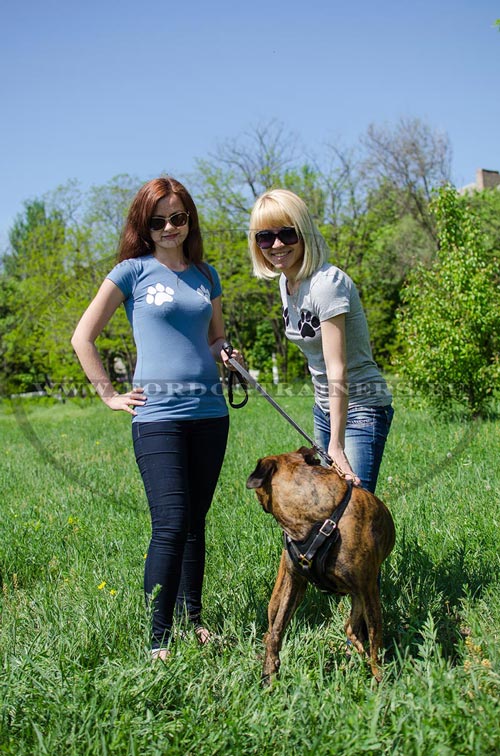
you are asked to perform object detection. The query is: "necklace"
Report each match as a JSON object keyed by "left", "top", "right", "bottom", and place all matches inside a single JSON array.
[{"left": 287, "top": 279, "right": 302, "bottom": 314}]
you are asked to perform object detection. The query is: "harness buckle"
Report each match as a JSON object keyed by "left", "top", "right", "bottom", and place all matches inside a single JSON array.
[
  {"left": 298, "top": 553, "right": 312, "bottom": 569},
  {"left": 319, "top": 519, "right": 336, "bottom": 537}
]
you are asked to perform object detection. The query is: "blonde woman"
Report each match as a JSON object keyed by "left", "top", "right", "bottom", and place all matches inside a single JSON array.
[{"left": 249, "top": 189, "right": 393, "bottom": 493}]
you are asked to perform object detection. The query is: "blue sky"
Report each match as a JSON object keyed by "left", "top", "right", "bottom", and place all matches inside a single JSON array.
[{"left": 1, "top": 0, "right": 499, "bottom": 248}]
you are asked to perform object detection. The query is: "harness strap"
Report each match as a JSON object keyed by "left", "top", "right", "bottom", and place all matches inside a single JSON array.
[{"left": 284, "top": 480, "right": 353, "bottom": 593}]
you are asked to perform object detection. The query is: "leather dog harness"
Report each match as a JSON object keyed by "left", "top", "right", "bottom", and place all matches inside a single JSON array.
[
  {"left": 284, "top": 480, "right": 353, "bottom": 594},
  {"left": 223, "top": 341, "right": 356, "bottom": 592}
]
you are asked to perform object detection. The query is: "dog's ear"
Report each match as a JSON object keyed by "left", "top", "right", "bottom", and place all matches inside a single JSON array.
[
  {"left": 246, "top": 458, "right": 278, "bottom": 489},
  {"left": 296, "top": 446, "right": 320, "bottom": 466}
]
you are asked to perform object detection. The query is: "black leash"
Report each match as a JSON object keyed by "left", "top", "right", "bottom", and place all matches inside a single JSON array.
[
  {"left": 226, "top": 359, "right": 249, "bottom": 409},
  {"left": 222, "top": 342, "right": 334, "bottom": 467}
]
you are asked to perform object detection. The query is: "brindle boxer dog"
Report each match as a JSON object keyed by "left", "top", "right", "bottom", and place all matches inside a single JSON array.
[{"left": 246, "top": 447, "right": 395, "bottom": 682}]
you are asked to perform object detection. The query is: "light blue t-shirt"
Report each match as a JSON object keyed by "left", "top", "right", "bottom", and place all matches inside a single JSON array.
[{"left": 107, "top": 255, "right": 228, "bottom": 422}]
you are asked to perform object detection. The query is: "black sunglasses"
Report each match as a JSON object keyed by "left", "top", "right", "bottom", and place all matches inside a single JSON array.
[
  {"left": 149, "top": 212, "right": 189, "bottom": 231},
  {"left": 254, "top": 227, "right": 300, "bottom": 250}
]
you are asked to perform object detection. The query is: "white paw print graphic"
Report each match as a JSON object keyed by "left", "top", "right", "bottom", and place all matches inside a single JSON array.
[
  {"left": 197, "top": 285, "right": 210, "bottom": 303},
  {"left": 146, "top": 283, "right": 175, "bottom": 306}
]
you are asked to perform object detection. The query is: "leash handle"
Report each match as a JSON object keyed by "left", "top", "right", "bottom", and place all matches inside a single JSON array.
[
  {"left": 222, "top": 341, "right": 235, "bottom": 359},
  {"left": 227, "top": 371, "right": 248, "bottom": 408},
  {"left": 222, "top": 342, "right": 248, "bottom": 409}
]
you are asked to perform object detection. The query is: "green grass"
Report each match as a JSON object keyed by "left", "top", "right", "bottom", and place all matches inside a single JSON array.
[{"left": 1, "top": 394, "right": 499, "bottom": 755}]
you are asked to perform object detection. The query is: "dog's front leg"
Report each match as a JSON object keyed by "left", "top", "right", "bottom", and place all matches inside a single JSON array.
[{"left": 262, "top": 550, "right": 307, "bottom": 684}]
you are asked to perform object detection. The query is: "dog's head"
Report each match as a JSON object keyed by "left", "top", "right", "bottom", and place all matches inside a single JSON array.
[{"left": 246, "top": 447, "right": 320, "bottom": 514}]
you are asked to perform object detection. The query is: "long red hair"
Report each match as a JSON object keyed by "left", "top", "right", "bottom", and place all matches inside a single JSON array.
[{"left": 117, "top": 177, "right": 204, "bottom": 263}]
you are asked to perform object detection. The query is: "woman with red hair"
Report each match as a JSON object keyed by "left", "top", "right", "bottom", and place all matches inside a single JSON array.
[{"left": 72, "top": 177, "right": 241, "bottom": 660}]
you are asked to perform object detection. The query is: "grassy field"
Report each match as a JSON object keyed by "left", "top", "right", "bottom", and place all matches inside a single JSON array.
[{"left": 1, "top": 393, "right": 499, "bottom": 755}]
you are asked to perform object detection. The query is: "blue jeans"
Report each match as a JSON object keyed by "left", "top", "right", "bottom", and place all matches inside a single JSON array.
[
  {"left": 313, "top": 403, "right": 394, "bottom": 494},
  {"left": 132, "top": 416, "right": 229, "bottom": 649}
]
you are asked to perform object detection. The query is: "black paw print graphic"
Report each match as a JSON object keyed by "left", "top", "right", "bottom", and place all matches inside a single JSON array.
[
  {"left": 283, "top": 306, "right": 290, "bottom": 328},
  {"left": 299, "top": 310, "right": 320, "bottom": 338}
]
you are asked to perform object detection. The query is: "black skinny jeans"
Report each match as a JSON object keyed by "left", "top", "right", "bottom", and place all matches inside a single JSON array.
[{"left": 132, "top": 415, "right": 229, "bottom": 649}]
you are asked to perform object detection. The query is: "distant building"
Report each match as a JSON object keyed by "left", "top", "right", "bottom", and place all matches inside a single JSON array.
[{"left": 459, "top": 168, "right": 500, "bottom": 194}]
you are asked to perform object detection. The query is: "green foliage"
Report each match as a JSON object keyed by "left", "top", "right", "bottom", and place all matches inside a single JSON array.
[
  {"left": 316, "top": 179, "right": 436, "bottom": 368},
  {"left": 0, "top": 183, "right": 137, "bottom": 395},
  {"left": 354, "top": 185, "right": 436, "bottom": 366},
  {"left": 0, "top": 124, "right": 498, "bottom": 400},
  {"left": 1, "top": 201, "right": 70, "bottom": 392},
  {"left": 201, "top": 217, "right": 283, "bottom": 368},
  {"left": 1, "top": 399, "right": 499, "bottom": 754},
  {"left": 246, "top": 320, "right": 276, "bottom": 380},
  {"left": 395, "top": 185, "right": 500, "bottom": 415},
  {"left": 282, "top": 164, "right": 327, "bottom": 220},
  {"left": 467, "top": 186, "right": 500, "bottom": 260}
]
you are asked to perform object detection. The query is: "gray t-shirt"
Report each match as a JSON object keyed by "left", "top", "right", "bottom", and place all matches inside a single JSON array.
[
  {"left": 280, "top": 263, "right": 392, "bottom": 412},
  {"left": 107, "top": 255, "right": 228, "bottom": 422}
]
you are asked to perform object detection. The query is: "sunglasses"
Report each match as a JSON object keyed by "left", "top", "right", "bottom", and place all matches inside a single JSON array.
[
  {"left": 149, "top": 212, "right": 189, "bottom": 231},
  {"left": 254, "top": 227, "right": 300, "bottom": 250}
]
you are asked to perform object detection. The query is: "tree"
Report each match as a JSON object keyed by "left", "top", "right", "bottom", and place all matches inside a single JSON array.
[
  {"left": 1, "top": 201, "right": 70, "bottom": 392},
  {"left": 0, "top": 186, "right": 137, "bottom": 396},
  {"left": 195, "top": 123, "right": 311, "bottom": 378},
  {"left": 83, "top": 174, "right": 141, "bottom": 258},
  {"left": 467, "top": 186, "right": 500, "bottom": 263},
  {"left": 395, "top": 185, "right": 500, "bottom": 415},
  {"left": 317, "top": 122, "right": 453, "bottom": 366},
  {"left": 4, "top": 200, "right": 65, "bottom": 279},
  {"left": 359, "top": 212, "right": 435, "bottom": 365},
  {"left": 361, "top": 117, "right": 452, "bottom": 239},
  {"left": 203, "top": 120, "right": 299, "bottom": 212}
]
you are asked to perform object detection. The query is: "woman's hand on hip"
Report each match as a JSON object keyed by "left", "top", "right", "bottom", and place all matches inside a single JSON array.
[{"left": 104, "top": 387, "right": 147, "bottom": 416}]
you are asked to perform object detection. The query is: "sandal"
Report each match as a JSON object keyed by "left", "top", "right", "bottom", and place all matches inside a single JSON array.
[
  {"left": 194, "top": 626, "right": 213, "bottom": 646},
  {"left": 151, "top": 647, "right": 171, "bottom": 662}
]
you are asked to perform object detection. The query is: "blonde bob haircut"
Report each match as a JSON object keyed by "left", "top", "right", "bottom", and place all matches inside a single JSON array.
[{"left": 249, "top": 189, "right": 329, "bottom": 280}]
